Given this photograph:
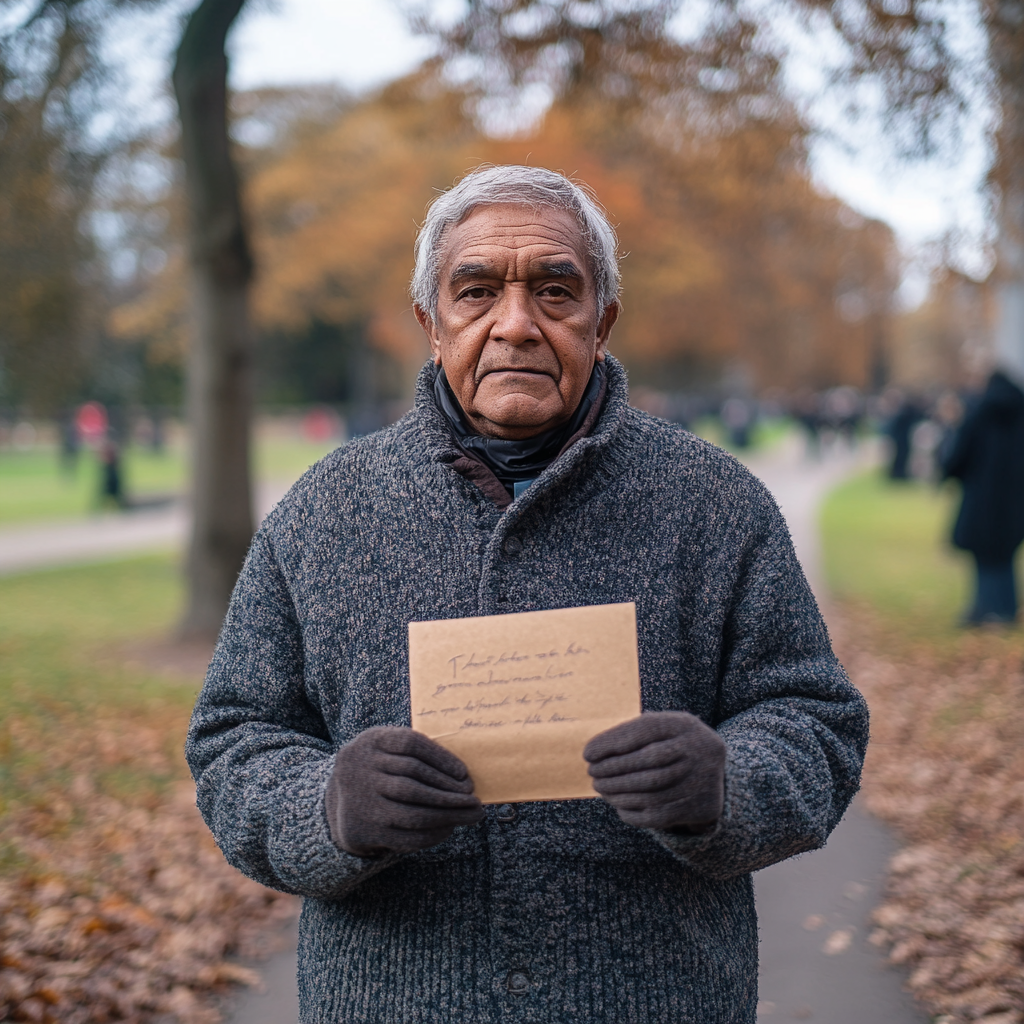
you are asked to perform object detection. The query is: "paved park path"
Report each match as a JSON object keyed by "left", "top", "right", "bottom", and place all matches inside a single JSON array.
[
  {"left": 0, "top": 437, "right": 929, "bottom": 1023},
  {"left": 0, "top": 481, "right": 290, "bottom": 577},
  {"left": 744, "top": 438, "right": 928, "bottom": 1024}
]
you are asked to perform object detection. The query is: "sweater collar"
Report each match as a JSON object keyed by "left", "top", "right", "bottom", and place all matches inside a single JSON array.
[
  {"left": 432, "top": 362, "right": 607, "bottom": 488},
  {"left": 415, "top": 356, "right": 628, "bottom": 460},
  {"left": 411, "top": 356, "right": 626, "bottom": 516}
]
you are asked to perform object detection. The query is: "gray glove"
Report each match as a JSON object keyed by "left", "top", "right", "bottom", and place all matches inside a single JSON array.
[
  {"left": 583, "top": 711, "right": 726, "bottom": 834},
  {"left": 325, "top": 726, "right": 485, "bottom": 857}
]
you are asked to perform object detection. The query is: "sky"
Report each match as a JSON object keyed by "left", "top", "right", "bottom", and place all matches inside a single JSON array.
[
  {"left": 112, "top": 0, "right": 992, "bottom": 296},
  {"left": 229, "top": 0, "right": 440, "bottom": 92}
]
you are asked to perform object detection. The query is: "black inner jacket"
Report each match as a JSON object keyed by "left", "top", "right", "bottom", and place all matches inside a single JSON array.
[{"left": 433, "top": 361, "right": 606, "bottom": 490}]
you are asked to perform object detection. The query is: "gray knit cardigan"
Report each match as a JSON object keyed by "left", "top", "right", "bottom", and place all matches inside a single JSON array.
[{"left": 186, "top": 356, "right": 868, "bottom": 1024}]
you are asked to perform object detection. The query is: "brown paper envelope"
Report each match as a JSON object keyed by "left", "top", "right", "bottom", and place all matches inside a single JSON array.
[{"left": 408, "top": 602, "right": 640, "bottom": 804}]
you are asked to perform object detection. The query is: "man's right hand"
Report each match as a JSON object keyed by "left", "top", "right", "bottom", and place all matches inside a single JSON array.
[{"left": 325, "top": 726, "right": 485, "bottom": 857}]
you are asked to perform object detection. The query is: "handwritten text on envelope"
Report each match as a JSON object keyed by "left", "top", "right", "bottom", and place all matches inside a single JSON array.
[{"left": 408, "top": 602, "right": 641, "bottom": 804}]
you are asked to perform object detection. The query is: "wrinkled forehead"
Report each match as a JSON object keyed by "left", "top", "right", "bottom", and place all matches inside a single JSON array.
[{"left": 436, "top": 202, "right": 591, "bottom": 273}]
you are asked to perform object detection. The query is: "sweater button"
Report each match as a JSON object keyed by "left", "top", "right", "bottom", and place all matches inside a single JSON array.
[
  {"left": 506, "top": 970, "right": 530, "bottom": 995},
  {"left": 495, "top": 803, "right": 517, "bottom": 823},
  {"left": 503, "top": 535, "right": 523, "bottom": 555}
]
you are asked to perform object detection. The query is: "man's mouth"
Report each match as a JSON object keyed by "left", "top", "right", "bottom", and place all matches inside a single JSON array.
[{"left": 482, "top": 367, "right": 552, "bottom": 378}]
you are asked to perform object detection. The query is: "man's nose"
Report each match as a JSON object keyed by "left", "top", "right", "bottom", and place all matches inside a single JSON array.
[{"left": 490, "top": 285, "right": 542, "bottom": 345}]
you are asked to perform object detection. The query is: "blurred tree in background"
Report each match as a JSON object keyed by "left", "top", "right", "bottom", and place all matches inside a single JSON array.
[
  {"left": 786, "top": 0, "right": 1023, "bottom": 375},
  {"left": 118, "top": 3, "right": 901, "bottom": 398},
  {"left": 172, "top": 0, "right": 254, "bottom": 638},
  {"left": 482, "top": 78, "right": 897, "bottom": 392},
  {"left": 0, "top": 1, "right": 107, "bottom": 415},
  {"left": 0, "top": 0, "right": 177, "bottom": 429}
]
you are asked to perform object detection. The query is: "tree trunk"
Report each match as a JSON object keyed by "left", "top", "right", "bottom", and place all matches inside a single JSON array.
[
  {"left": 993, "top": 190, "right": 1024, "bottom": 383},
  {"left": 990, "top": 2, "right": 1024, "bottom": 383},
  {"left": 173, "top": 0, "right": 255, "bottom": 640}
]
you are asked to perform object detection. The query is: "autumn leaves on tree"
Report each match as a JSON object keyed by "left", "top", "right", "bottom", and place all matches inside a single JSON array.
[{"left": 121, "top": 10, "right": 900, "bottom": 404}]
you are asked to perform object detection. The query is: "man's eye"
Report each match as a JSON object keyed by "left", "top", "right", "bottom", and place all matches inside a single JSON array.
[
  {"left": 539, "top": 285, "right": 571, "bottom": 298},
  {"left": 460, "top": 287, "right": 491, "bottom": 300}
]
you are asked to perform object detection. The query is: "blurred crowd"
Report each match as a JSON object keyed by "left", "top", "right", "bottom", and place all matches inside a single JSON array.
[{"left": 634, "top": 369, "right": 1024, "bottom": 627}]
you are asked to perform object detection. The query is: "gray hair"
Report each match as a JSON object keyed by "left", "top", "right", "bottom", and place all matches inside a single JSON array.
[{"left": 411, "top": 165, "right": 621, "bottom": 320}]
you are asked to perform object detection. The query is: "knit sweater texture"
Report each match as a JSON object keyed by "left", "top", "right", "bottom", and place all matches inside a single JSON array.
[{"left": 185, "top": 356, "right": 868, "bottom": 1024}]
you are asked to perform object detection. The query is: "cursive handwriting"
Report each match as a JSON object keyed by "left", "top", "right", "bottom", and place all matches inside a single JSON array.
[
  {"left": 416, "top": 690, "right": 573, "bottom": 720},
  {"left": 421, "top": 636, "right": 599, "bottom": 735},
  {"left": 453, "top": 710, "right": 581, "bottom": 731},
  {"left": 446, "top": 641, "right": 590, "bottom": 679}
]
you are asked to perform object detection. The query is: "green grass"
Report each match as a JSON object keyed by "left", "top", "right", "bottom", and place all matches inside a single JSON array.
[
  {"left": 0, "top": 434, "right": 338, "bottom": 526},
  {"left": 820, "top": 471, "right": 992, "bottom": 643},
  {"left": 692, "top": 414, "right": 793, "bottom": 454},
  {"left": 255, "top": 436, "right": 340, "bottom": 481},
  {"left": 0, "top": 447, "right": 185, "bottom": 524},
  {"left": 0, "top": 553, "right": 181, "bottom": 642},
  {"left": 0, "top": 430, "right": 344, "bottom": 821},
  {"left": 0, "top": 555, "right": 195, "bottom": 821}
]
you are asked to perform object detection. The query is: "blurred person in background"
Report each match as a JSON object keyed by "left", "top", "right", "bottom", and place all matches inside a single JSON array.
[
  {"left": 185, "top": 166, "right": 867, "bottom": 1024},
  {"left": 792, "top": 389, "right": 823, "bottom": 459},
  {"left": 880, "top": 386, "right": 926, "bottom": 481},
  {"left": 822, "top": 385, "right": 863, "bottom": 450},
  {"left": 98, "top": 437, "right": 124, "bottom": 510},
  {"left": 720, "top": 395, "right": 756, "bottom": 449},
  {"left": 932, "top": 390, "right": 965, "bottom": 478},
  {"left": 58, "top": 410, "right": 80, "bottom": 477},
  {"left": 942, "top": 367, "right": 1024, "bottom": 625}
]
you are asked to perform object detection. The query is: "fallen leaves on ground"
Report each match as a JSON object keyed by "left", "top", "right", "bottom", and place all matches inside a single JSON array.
[
  {"left": 834, "top": 604, "right": 1024, "bottom": 1024},
  {"left": 0, "top": 703, "right": 298, "bottom": 1024},
  {"left": 8, "top": 604, "right": 1023, "bottom": 1023}
]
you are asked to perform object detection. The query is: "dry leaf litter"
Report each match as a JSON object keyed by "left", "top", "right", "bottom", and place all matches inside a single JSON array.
[
  {"left": 834, "top": 604, "right": 1024, "bottom": 1024},
  {"left": 0, "top": 704, "right": 298, "bottom": 1023}
]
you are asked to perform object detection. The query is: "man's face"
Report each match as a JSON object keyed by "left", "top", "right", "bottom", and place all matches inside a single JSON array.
[{"left": 415, "top": 203, "right": 618, "bottom": 440}]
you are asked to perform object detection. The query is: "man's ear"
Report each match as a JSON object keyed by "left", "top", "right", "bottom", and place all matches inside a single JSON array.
[
  {"left": 594, "top": 301, "right": 620, "bottom": 362},
  {"left": 414, "top": 304, "right": 443, "bottom": 366}
]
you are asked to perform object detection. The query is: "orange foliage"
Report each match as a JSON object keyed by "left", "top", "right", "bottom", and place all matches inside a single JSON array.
[
  {"left": 115, "top": 62, "right": 900, "bottom": 396},
  {"left": 482, "top": 91, "right": 898, "bottom": 390},
  {"left": 246, "top": 69, "right": 482, "bottom": 378}
]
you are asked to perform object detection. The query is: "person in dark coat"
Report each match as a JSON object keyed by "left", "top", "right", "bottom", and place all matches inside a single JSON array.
[
  {"left": 942, "top": 369, "right": 1024, "bottom": 624},
  {"left": 98, "top": 438, "right": 125, "bottom": 509},
  {"left": 883, "top": 389, "right": 925, "bottom": 480}
]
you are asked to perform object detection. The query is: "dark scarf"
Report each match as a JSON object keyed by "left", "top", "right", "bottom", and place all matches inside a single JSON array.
[{"left": 434, "top": 362, "right": 607, "bottom": 489}]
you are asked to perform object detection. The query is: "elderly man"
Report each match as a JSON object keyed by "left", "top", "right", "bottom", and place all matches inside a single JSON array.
[{"left": 186, "top": 165, "right": 868, "bottom": 1023}]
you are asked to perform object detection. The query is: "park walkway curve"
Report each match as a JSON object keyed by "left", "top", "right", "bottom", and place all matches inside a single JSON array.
[
  {"left": 0, "top": 481, "right": 290, "bottom": 577},
  {"left": 745, "top": 437, "right": 927, "bottom": 1024}
]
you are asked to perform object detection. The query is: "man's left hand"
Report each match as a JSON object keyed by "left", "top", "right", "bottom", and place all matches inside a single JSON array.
[{"left": 583, "top": 711, "right": 726, "bottom": 833}]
